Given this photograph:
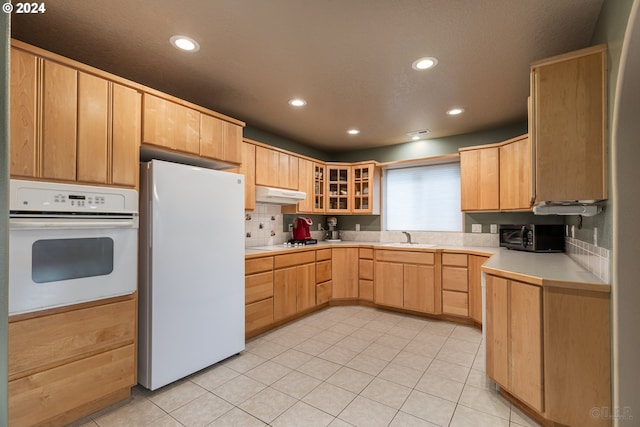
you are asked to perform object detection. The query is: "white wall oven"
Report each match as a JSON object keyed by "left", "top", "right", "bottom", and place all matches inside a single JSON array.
[{"left": 9, "top": 179, "right": 138, "bottom": 315}]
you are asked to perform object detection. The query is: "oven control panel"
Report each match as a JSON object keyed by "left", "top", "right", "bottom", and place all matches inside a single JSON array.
[{"left": 9, "top": 179, "right": 138, "bottom": 213}]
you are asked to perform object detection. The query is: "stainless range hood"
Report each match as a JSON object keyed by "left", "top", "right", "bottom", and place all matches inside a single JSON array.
[{"left": 255, "top": 186, "right": 306, "bottom": 205}]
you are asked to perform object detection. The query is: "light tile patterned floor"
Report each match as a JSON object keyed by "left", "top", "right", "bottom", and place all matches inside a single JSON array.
[{"left": 72, "top": 306, "right": 540, "bottom": 427}]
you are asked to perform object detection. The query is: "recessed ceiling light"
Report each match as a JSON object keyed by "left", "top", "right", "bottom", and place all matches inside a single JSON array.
[
  {"left": 412, "top": 57, "right": 438, "bottom": 70},
  {"left": 347, "top": 129, "right": 360, "bottom": 135},
  {"left": 170, "top": 35, "right": 200, "bottom": 52},
  {"left": 288, "top": 98, "right": 307, "bottom": 107},
  {"left": 447, "top": 108, "right": 465, "bottom": 116}
]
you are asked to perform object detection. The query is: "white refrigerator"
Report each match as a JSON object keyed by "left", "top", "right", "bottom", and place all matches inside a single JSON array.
[{"left": 138, "top": 160, "right": 245, "bottom": 390}]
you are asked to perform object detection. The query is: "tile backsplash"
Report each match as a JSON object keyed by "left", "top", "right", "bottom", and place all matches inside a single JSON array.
[
  {"left": 565, "top": 237, "right": 610, "bottom": 283},
  {"left": 244, "top": 204, "right": 286, "bottom": 247}
]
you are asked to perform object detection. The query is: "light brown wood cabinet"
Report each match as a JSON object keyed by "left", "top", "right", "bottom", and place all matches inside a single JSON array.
[
  {"left": 351, "top": 163, "right": 380, "bottom": 214},
  {"left": 316, "top": 249, "right": 332, "bottom": 305},
  {"left": 199, "top": 113, "right": 242, "bottom": 164},
  {"left": 8, "top": 297, "right": 136, "bottom": 427},
  {"left": 486, "top": 275, "right": 544, "bottom": 412},
  {"left": 10, "top": 46, "right": 141, "bottom": 188},
  {"left": 374, "top": 250, "right": 438, "bottom": 314},
  {"left": 255, "top": 145, "right": 299, "bottom": 190},
  {"left": 499, "top": 135, "right": 532, "bottom": 210},
  {"left": 273, "top": 251, "right": 316, "bottom": 321},
  {"left": 459, "top": 146, "right": 500, "bottom": 211},
  {"left": 441, "top": 253, "right": 469, "bottom": 317},
  {"left": 326, "top": 164, "right": 352, "bottom": 213},
  {"left": 531, "top": 44, "right": 607, "bottom": 203},
  {"left": 358, "top": 248, "right": 374, "bottom": 302},
  {"left": 237, "top": 141, "right": 256, "bottom": 211},
  {"left": 245, "top": 256, "right": 274, "bottom": 336},
  {"left": 142, "top": 93, "right": 200, "bottom": 154},
  {"left": 331, "top": 247, "right": 359, "bottom": 299}
]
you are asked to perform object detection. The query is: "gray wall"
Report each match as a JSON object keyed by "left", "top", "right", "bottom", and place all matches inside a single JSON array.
[
  {"left": 1, "top": 12, "right": 10, "bottom": 425},
  {"left": 243, "top": 126, "right": 331, "bottom": 161}
]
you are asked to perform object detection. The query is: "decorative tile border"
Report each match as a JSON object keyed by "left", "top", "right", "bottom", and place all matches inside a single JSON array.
[{"left": 565, "top": 237, "right": 610, "bottom": 283}]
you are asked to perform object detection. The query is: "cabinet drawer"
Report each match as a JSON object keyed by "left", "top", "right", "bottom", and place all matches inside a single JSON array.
[
  {"left": 359, "top": 259, "right": 374, "bottom": 280},
  {"left": 442, "top": 291, "right": 469, "bottom": 316},
  {"left": 246, "top": 271, "right": 273, "bottom": 304},
  {"left": 8, "top": 299, "right": 136, "bottom": 380},
  {"left": 442, "top": 266, "right": 469, "bottom": 292},
  {"left": 359, "top": 248, "right": 374, "bottom": 260},
  {"left": 245, "top": 257, "right": 273, "bottom": 275},
  {"left": 246, "top": 298, "right": 274, "bottom": 334},
  {"left": 442, "top": 253, "right": 468, "bottom": 267},
  {"left": 359, "top": 280, "right": 374, "bottom": 302},
  {"left": 316, "top": 248, "right": 331, "bottom": 261},
  {"left": 9, "top": 344, "right": 134, "bottom": 427},
  {"left": 316, "top": 281, "right": 332, "bottom": 305},
  {"left": 376, "top": 250, "right": 434, "bottom": 265},
  {"left": 274, "top": 251, "right": 316, "bottom": 269},
  {"left": 316, "top": 260, "right": 332, "bottom": 284}
]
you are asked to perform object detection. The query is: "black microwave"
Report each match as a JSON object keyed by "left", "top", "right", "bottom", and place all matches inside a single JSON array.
[{"left": 499, "top": 224, "right": 565, "bottom": 252}]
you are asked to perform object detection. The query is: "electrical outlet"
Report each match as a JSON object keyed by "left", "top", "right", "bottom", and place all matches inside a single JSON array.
[
  {"left": 490, "top": 224, "right": 497, "bottom": 234},
  {"left": 571, "top": 225, "right": 575, "bottom": 238},
  {"left": 288, "top": 224, "right": 293, "bottom": 232},
  {"left": 318, "top": 223, "right": 322, "bottom": 231},
  {"left": 355, "top": 224, "right": 360, "bottom": 232},
  {"left": 471, "top": 224, "right": 482, "bottom": 233}
]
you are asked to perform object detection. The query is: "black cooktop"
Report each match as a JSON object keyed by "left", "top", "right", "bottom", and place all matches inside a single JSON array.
[{"left": 287, "top": 239, "right": 318, "bottom": 245}]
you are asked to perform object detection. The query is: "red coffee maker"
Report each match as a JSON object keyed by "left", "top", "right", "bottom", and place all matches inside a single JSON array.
[{"left": 293, "top": 216, "right": 313, "bottom": 241}]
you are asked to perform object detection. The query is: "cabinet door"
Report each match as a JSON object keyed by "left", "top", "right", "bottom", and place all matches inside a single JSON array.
[
  {"left": 332, "top": 247, "right": 359, "bottom": 299},
  {"left": 500, "top": 136, "right": 532, "bottom": 210},
  {"left": 142, "top": 94, "right": 198, "bottom": 154},
  {"left": 273, "top": 267, "right": 297, "bottom": 321},
  {"left": 111, "top": 84, "right": 141, "bottom": 187},
  {"left": 173, "top": 104, "right": 200, "bottom": 154},
  {"left": 403, "top": 264, "right": 435, "bottom": 313},
  {"left": 327, "top": 165, "right": 351, "bottom": 213},
  {"left": 200, "top": 115, "right": 242, "bottom": 164},
  {"left": 533, "top": 48, "right": 606, "bottom": 202},
  {"left": 460, "top": 147, "right": 499, "bottom": 211},
  {"left": 486, "top": 275, "right": 509, "bottom": 388},
  {"left": 77, "top": 72, "right": 109, "bottom": 184},
  {"left": 296, "top": 263, "right": 316, "bottom": 312},
  {"left": 297, "top": 158, "right": 315, "bottom": 212},
  {"left": 10, "top": 48, "right": 38, "bottom": 178},
  {"left": 510, "top": 280, "right": 543, "bottom": 412},
  {"left": 313, "top": 163, "right": 326, "bottom": 213},
  {"left": 374, "top": 261, "right": 403, "bottom": 308},
  {"left": 239, "top": 142, "right": 256, "bottom": 211},
  {"left": 255, "top": 145, "right": 279, "bottom": 187},
  {"left": 42, "top": 60, "right": 77, "bottom": 181}
]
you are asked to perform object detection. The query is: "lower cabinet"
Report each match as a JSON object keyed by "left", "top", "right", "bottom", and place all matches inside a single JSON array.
[
  {"left": 485, "top": 274, "right": 611, "bottom": 427},
  {"left": 332, "top": 247, "right": 359, "bottom": 299},
  {"left": 441, "top": 253, "right": 469, "bottom": 316},
  {"left": 468, "top": 255, "right": 489, "bottom": 324},
  {"left": 358, "top": 248, "right": 374, "bottom": 302},
  {"left": 486, "top": 275, "right": 543, "bottom": 412},
  {"left": 316, "top": 249, "right": 332, "bottom": 304},
  {"left": 245, "top": 256, "right": 274, "bottom": 336},
  {"left": 8, "top": 297, "right": 136, "bottom": 426},
  {"left": 273, "top": 251, "right": 316, "bottom": 321},
  {"left": 374, "top": 249, "right": 438, "bottom": 314}
]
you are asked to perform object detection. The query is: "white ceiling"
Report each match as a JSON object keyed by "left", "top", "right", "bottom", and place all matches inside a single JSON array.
[{"left": 11, "top": 0, "right": 604, "bottom": 152}]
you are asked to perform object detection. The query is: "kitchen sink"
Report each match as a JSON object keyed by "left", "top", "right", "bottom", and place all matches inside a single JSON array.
[{"left": 379, "top": 242, "right": 437, "bottom": 248}]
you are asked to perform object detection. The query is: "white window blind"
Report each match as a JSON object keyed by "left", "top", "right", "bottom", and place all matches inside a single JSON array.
[{"left": 384, "top": 162, "right": 462, "bottom": 232}]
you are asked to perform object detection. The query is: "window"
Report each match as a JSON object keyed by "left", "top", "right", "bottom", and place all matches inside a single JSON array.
[{"left": 384, "top": 162, "right": 462, "bottom": 232}]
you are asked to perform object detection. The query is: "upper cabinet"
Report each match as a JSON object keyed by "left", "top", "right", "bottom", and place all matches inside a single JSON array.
[
  {"left": 10, "top": 46, "right": 141, "bottom": 188},
  {"left": 499, "top": 135, "right": 532, "bottom": 210},
  {"left": 142, "top": 93, "right": 199, "bottom": 155},
  {"left": 200, "top": 113, "right": 242, "bottom": 164},
  {"left": 531, "top": 45, "right": 607, "bottom": 203},
  {"left": 459, "top": 134, "right": 532, "bottom": 212},
  {"left": 351, "top": 162, "right": 380, "bottom": 214},
  {"left": 326, "top": 164, "right": 351, "bottom": 214},
  {"left": 254, "top": 145, "right": 299, "bottom": 190},
  {"left": 459, "top": 145, "right": 500, "bottom": 211}
]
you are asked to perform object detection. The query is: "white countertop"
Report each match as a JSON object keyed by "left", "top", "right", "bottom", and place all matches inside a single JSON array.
[{"left": 245, "top": 241, "right": 608, "bottom": 292}]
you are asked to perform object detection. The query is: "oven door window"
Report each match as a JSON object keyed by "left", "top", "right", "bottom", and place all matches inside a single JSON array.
[{"left": 32, "top": 237, "right": 114, "bottom": 283}]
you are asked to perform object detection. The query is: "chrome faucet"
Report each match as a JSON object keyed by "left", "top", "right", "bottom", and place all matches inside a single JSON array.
[{"left": 402, "top": 231, "right": 412, "bottom": 244}]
